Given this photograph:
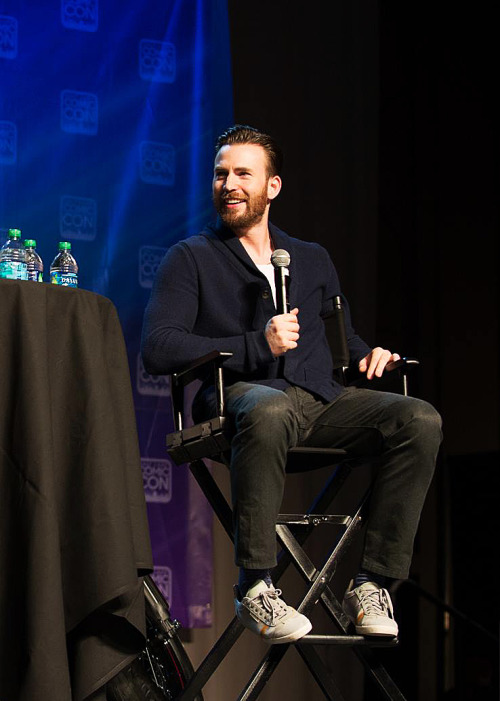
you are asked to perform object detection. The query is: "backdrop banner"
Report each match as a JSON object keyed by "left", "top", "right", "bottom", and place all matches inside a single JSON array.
[{"left": 0, "top": 0, "right": 233, "bottom": 627}]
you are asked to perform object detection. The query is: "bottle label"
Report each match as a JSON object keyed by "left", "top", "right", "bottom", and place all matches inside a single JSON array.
[
  {"left": 0, "top": 261, "right": 28, "bottom": 280},
  {"left": 27, "top": 271, "right": 44, "bottom": 282},
  {"left": 51, "top": 271, "right": 78, "bottom": 287}
]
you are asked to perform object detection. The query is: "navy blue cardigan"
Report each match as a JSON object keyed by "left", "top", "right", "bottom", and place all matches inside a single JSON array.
[{"left": 141, "top": 220, "right": 371, "bottom": 403}]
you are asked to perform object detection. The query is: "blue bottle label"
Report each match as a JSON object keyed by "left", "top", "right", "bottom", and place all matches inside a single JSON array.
[
  {"left": 0, "top": 261, "right": 28, "bottom": 280},
  {"left": 51, "top": 271, "right": 78, "bottom": 287}
]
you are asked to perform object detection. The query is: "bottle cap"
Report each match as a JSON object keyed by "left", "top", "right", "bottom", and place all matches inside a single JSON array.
[
  {"left": 8, "top": 228, "right": 22, "bottom": 238},
  {"left": 24, "top": 239, "right": 36, "bottom": 247},
  {"left": 58, "top": 241, "right": 71, "bottom": 250}
]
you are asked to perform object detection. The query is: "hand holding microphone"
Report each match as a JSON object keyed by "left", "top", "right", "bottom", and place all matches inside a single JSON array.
[
  {"left": 265, "top": 249, "right": 299, "bottom": 356},
  {"left": 265, "top": 307, "right": 299, "bottom": 356}
]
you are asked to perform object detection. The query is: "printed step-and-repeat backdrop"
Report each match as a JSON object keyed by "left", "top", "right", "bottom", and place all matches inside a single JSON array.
[{"left": 0, "top": 0, "right": 234, "bottom": 627}]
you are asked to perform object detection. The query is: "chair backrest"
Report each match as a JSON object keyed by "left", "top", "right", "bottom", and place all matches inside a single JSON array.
[{"left": 329, "top": 295, "right": 350, "bottom": 373}]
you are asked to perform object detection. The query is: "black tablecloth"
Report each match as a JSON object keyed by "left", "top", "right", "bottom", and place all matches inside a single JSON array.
[{"left": 0, "top": 279, "right": 154, "bottom": 701}]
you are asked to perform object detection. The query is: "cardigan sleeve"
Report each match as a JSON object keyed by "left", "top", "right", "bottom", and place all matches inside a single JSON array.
[{"left": 141, "top": 242, "right": 275, "bottom": 376}]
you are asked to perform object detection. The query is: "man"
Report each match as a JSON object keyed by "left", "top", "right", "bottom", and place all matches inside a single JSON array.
[{"left": 141, "top": 125, "right": 442, "bottom": 644}]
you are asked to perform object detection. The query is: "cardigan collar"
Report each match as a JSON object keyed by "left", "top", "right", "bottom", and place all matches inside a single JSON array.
[
  {"left": 201, "top": 218, "right": 299, "bottom": 308},
  {"left": 202, "top": 218, "right": 296, "bottom": 267}
]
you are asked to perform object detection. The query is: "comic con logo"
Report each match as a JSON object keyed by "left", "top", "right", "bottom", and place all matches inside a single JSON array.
[
  {"left": 61, "top": 0, "right": 98, "bottom": 32},
  {"left": 0, "top": 121, "right": 16, "bottom": 165},
  {"left": 141, "top": 458, "right": 172, "bottom": 504},
  {"left": 139, "top": 39, "right": 176, "bottom": 83},
  {"left": 152, "top": 566, "right": 172, "bottom": 605},
  {"left": 60, "top": 195, "right": 97, "bottom": 241},
  {"left": 139, "top": 245, "right": 167, "bottom": 288},
  {"left": 61, "top": 90, "right": 98, "bottom": 135},
  {"left": 139, "top": 141, "right": 175, "bottom": 186},
  {"left": 0, "top": 15, "right": 17, "bottom": 58},
  {"left": 136, "top": 353, "right": 170, "bottom": 397}
]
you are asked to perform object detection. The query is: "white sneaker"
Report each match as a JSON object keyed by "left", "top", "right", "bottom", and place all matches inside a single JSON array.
[
  {"left": 342, "top": 580, "right": 399, "bottom": 637},
  {"left": 234, "top": 580, "right": 312, "bottom": 644}
]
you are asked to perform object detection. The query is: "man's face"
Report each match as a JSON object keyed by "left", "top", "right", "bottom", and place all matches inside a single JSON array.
[{"left": 212, "top": 143, "right": 277, "bottom": 230}]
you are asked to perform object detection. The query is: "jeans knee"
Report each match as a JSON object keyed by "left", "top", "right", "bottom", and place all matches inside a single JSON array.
[
  {"left": 237, "top": 392, "right": 296, "bottom": 443},
  {"left": 242, "top": 393, "right": 294, "bottom": 427},
  {"left": 400, "top": 398, "right": 443, "bottom": 457},
  {"left": 414, "top": 400, "right": 442, "bottom": 437}
]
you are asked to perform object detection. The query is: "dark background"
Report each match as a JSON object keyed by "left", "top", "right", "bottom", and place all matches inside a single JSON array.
[{"left": 227, "top": 2, "right": 498, "bottom": 699}]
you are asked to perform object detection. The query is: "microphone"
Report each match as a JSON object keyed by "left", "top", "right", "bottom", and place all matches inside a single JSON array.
[{"left": 271, "top": 249, "right": 290, "bottom": 314}]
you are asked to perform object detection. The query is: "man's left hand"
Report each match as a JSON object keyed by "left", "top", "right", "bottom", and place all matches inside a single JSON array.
[{"left": 358, "top": 348, "right": 401, "bottom": 379}]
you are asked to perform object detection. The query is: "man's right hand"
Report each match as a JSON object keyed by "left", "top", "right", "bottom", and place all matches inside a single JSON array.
[{"left": 265, "top": 307, "right": 300, "bottom": 356}]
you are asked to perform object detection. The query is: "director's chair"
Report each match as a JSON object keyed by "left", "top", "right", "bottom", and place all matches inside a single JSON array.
[{"left": 166, "top": 299, "right": 417, "bottom": 701}]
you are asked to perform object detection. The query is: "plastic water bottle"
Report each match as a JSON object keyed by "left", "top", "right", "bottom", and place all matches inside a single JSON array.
[
  {"left": 0, "top": 228, "right": 28, "bottom": 280},
  {"left": 50, "top": 241, "right": 78, "bottom": 287},
  {"left": 24, "top": 239, "right": 44, "bottom": 282}
]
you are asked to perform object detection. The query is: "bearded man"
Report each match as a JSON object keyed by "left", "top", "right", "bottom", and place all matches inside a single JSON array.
[{"left": 141, "top": 125, "right": 442, "bottom": 644}]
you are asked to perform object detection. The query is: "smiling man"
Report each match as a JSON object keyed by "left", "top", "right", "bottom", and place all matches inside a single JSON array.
[{"left": 141, "top": 125, "right": 442, "bottom": 644}]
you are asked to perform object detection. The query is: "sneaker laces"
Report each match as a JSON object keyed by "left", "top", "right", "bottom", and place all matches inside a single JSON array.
[
  {"left": 250, "top": 587, "right": 288, "bottom": 624},
  {"left": 357, "top": 587, "right": 394, "bottom": 618}
]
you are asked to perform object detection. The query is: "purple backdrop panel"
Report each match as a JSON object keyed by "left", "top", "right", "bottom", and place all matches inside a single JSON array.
[{"left": 135, "top": 381, "right": 214, "bottom": 628}]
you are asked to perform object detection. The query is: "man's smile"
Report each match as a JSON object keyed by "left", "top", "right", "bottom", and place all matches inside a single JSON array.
[{"left": 222, "top": 197, "right": 246, "bottom": 206}]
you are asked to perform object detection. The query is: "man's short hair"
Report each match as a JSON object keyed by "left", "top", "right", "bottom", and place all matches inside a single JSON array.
[{"left": 215, "top": 124, "right": 283, "bottom": 177}]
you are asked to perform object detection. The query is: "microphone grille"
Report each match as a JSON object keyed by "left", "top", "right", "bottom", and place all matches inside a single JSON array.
[{"left": 271, "top": 249, "right": 290, "bottom": 268}]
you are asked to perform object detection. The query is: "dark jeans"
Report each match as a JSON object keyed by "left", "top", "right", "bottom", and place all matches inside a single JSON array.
[{"left": 194, "top": 382, "right": 442, "bottom": 580}]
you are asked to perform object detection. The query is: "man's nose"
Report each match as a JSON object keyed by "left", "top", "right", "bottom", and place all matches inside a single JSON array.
[{"left": 223, "top": 172, "right": 237, "bottom": 190}]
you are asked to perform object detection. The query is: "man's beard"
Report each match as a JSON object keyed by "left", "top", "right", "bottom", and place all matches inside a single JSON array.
[{"left": 214, "top": 188, "right": 268, "bottom": 230}]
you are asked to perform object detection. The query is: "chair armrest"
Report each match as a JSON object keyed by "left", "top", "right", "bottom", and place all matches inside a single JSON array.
[
  {"left": 348, "top": 357, "right": 420, "bottom": 396},
  {"left": 170, "top": 351, "right": 233, "bottom": 430},
  {"left": 386, "top": 357, "right": 419, "bottom": 373},
  {"left": 172, "top": 350, "right": 233, "bottom": 388}
]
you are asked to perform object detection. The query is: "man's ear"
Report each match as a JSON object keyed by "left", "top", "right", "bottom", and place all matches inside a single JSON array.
[{"left": 267, "top": 174, "right": 282, "bottom": 201}]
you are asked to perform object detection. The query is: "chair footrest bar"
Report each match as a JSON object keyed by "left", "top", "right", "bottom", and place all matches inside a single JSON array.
[
  {"left": 277, "top": 513, "right": 351, "bottom": 526},
  {"left": 299, "top": 634, "right": 399, "bottom": 647}
]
